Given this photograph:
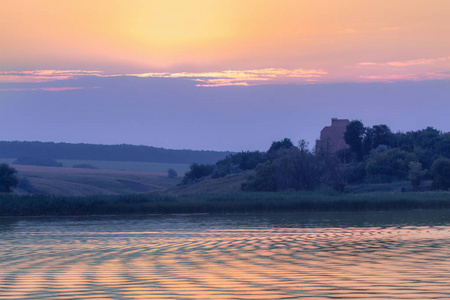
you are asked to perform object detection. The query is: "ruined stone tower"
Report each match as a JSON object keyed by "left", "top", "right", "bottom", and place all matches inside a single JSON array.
[{"left": 315, "top": 118, "right": 350, "bottom": 154}]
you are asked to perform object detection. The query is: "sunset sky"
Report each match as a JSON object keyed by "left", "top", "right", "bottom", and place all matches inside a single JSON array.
[{"left": 1, "top": 0, "right": 449, "bottom": 151}]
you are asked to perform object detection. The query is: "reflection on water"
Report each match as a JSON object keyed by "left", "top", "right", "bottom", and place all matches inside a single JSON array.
[{"left": 1, "top": 211, "right": 449, "bottom": 299}]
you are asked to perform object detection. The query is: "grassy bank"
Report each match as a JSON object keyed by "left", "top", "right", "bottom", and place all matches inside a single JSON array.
[{"left": 1, "top": 191, "right": 449, "bottom": 216}]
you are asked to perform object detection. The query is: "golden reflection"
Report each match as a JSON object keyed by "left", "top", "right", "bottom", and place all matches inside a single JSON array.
[{"left": 0, "top": 224, "right": 449, "bottom": 299}]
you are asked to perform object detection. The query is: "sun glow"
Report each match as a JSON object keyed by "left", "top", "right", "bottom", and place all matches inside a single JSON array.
[{"left": 1, "top": 0, "right": 449, "bottom": 83}]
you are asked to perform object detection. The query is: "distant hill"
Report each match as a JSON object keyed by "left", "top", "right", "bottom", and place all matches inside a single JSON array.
[
  {"left": 0, "top": 141, "right": 232, "bottom": 164},
  {"left": 12, "top": 164, "right": 180, "bottom": 196}
]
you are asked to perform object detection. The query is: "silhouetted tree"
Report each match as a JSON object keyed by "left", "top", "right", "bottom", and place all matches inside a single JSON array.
[
  {"left": 363, "top": 124, "right": 394, "bottom": 155},
  {"left": 344, "top": 120, "right": 365, "bottom": 161},
  {"left": 182, "top": 163, "right": 214, "bottom": 184},
  {"left": 298, "top": 139, "right": 309, "bottom": 153},
  {"left": 268, "top": 138, "right": 294, "bottom": 153},
  {"left": 371, "top": 124, "right": 394, "bottom": 149},
  {"left": 0, "top": 164, "right": 18, "bottom": 193},
  {"left": 431, "top": 157, "right": 450, "bottom": 190}
]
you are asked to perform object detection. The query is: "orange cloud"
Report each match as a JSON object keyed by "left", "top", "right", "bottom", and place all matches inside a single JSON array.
[
  {"left": 0, "top": 87, "right": 92, "bottom": 92},
  {"left": 358, "top": 56, "right": 450, "bottom": 67},
  {"left": 0, "top": 68, "right": 328, "bottom": 86},
  {"left": 386, "top": 57, "right": 450, "bottom": 67},
  {"left": 358, "top": 62, "right": 378, "bottom": 66},
  {"left": 359, "top": 72, "right": 450, "bottom": 82},
  {"left": 360, "top": 74, "right": 420, "bottom": 82},
  {"left": 127, "top": 68, "right": 328, "bottom": 86},
  {"left": 0, "top": 70, "right": 103, "bottom": 83}
]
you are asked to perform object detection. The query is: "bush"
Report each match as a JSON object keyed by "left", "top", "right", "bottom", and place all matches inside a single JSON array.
[
  {"left": 17, "top": 177, "right": 34, "bottom": 193},
  {"left": 431, "top": 157, "right": 450, "bottom": 190},
  {"left": 366, "top": 148, "right": 417, "bottom": 182},
  {"left": 182, "top": 163, "right": 214, "bottom": 184},
  {"left": 211, "top": 165, "right": 230, "bottom": 178},
  {"left": 268, "top": 138, "right": 294, "bottom": 153},
  {"left": 0, "top": 164, "right": 18, "bottom": 193},
  {"left": 167, "top": 168, "right": 178, "bottom": 178},
  {"left": 345, "top": 162, "right": 367, "bottom": 184},
  {"left": 408, "top": 161, "right": 425, "bottom": 188},
  {"left": 242, "top": 161, "right": 277, "bottom": 192},
  {"left": 243, "top": 148, "right": 325, "bottom": 192},
  {"left": 215, "top": 151, "right": 266, "bottom": 176},
  {"left": 13, "top": 156, "right": 63, "bottom": 167}
]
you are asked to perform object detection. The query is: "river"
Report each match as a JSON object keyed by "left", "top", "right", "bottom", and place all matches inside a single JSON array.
[{"left": 1, "top": 211, "right": 449, "bottom": 299}]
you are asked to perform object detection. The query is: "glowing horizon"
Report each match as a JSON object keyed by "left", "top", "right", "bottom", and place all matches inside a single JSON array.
[{"left": 1, "top": 0, "right": 449, "bottom": 86}]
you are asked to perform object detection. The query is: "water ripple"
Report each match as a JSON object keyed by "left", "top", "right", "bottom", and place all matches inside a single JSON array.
[{"left": 0, "top": 213, "right": 449, "bottom": 299}]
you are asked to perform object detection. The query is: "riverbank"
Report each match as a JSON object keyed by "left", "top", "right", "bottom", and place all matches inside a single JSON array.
[{"left": 1, "top": 191, "right": 449, "bottom": 216}]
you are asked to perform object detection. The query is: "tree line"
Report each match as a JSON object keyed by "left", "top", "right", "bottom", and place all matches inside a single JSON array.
[
  {"left": 183, "top": 122, "right": 450, "bottom": 191},
  {"left": 0, "top": 141, "right": 231, "bottom": 164}
]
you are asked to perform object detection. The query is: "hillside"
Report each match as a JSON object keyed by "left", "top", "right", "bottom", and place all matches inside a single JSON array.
[
  {"left": 162, "top": 171, "right": 252, "bottom": 196},
  {"left": 0, "top": 141, "right": 232, "bottom": 164},
  {"left": 13, "top": 164, "right": 181, "bottom": 196}
]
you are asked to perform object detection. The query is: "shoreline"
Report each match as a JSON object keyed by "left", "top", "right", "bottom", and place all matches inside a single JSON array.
[{"left": 1, "top": 191, "right": 449, "bottom": 217}]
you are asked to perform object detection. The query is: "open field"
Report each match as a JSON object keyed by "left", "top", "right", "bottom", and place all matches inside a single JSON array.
[
  {"left": 12, "top": 164, "right": 181, "bottom": 196},
  {"left": 0, "top": 158, "right": 190, "bottom": 174},
  {"left": 57, "top": 159, "right": 190, "bottom": 174}
]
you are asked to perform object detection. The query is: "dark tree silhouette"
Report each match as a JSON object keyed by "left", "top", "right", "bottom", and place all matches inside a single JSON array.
[
  {"left": 431, "top": 157, "right": 450, "bottom": 190},
  {"left": 344, "top": 120, "right": 365, "bottom": 161},
  {"left": 268, "top": 138, "right": 294, "bottom": 153},
  {"left": 0, "top": 163, "right": 18, "bottom": 193}
]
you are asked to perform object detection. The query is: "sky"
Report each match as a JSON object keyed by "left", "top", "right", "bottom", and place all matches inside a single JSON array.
[{"left": 1, "top": 0, "right": 449, "bottom": 151}]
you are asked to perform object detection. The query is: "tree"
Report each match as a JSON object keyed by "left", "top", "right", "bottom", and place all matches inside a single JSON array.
[
  {"left": 431, "top": 157, "right": 450, "bottom": 190},
  {"left": 0, "top": 163, "right": 18, "bottom": 193},
  {"left": 437, "top": 134, "right": 450, "bottom": 158},
  {"left": 242, "top": 147, "right": 324, "bottom": 192},
  {"left": 167, "top": 168, "right": 178, "bottom": 178},
  {"left": 408, "top": 161, "right": 424, "bottom": 188},
  {"left": 413, "top": 127, "right": 441, "bottom": 151},
  {"left": 182, "top": 163, "right": 214, "bottom": 184},
  {"left": 366, "top": 148, "right": 417, "bottom": 182},
  {"left": 371, "top": 124, "right": 394, "bottom": 149},
  {"left": 242, "top": 161, "right": 277, "bottom": 192},
  {"left": 298, "top": 139, "right": 309, "bottom": 153},
  {"left": 363, "top": 124, "right": 394, "bottom": 155},
  {"left": 291, "top": 149, "right": 324, "bottom": 191},
  {"left": 344, "top": 120, "right": 365, "bottom": 161},
  {"left": 268, "top": 138, "right": 294, "bottom": 153}
]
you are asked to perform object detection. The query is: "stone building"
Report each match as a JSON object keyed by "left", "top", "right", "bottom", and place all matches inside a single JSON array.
[{"left": 315, "top": 118, "right": 350, "bottom": 154}]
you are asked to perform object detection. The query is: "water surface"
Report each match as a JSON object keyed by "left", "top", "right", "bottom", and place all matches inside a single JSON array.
[{"left": 1, "top": 211, "right": 449, "bottom": 299}]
